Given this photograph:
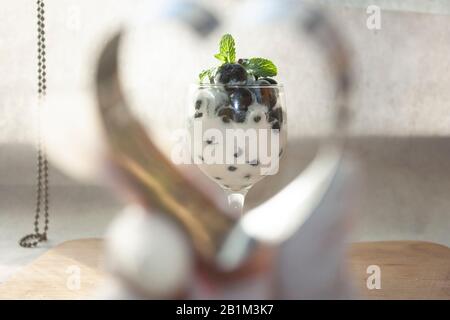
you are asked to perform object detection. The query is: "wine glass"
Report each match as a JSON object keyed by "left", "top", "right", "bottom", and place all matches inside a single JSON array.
[{"left": 187, "top": 83, "right": 287, "bottom": 216}]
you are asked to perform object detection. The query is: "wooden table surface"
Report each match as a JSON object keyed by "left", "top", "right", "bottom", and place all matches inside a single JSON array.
[{"left": 0, "top": 239, "right": 449, "bottom": 299}]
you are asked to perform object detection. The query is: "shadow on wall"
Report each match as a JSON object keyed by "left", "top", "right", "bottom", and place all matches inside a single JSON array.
[
  {"left": 248, "top": 136, "right": 450, "bottom": 247},
  {"left": 1, "top": 136, "right": 450, "bottom": 246}
]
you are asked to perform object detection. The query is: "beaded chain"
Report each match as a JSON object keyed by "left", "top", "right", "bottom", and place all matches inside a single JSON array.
[{"left": 19, "top": 0, "right": 50, "bottom": 248}]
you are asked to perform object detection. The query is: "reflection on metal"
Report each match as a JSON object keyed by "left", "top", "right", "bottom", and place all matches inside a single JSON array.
[
  {"left": 219, "top": 145, "right": 342, "bottom": 271},
  {"left": 96, "top": 33, "right": 235, "bottom": 263},
  {"left": 95, "top": 1, "right": 353, "bottom": 271},
  {"left": 219, "top": 2, "right": 352, "bottom": 270}
]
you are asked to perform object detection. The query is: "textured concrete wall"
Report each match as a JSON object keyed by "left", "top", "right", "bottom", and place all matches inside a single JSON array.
[{"left": 1, "top": 0, "right": 450, "bottom": 144}]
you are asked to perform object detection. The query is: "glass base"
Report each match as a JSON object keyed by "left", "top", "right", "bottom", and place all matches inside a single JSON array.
[{"left": 225, "top": 189, "right": 248, "bottom": 217}]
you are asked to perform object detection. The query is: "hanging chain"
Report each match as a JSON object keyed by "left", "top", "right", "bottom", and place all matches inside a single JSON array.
[{"left": 19, "top": 0, "right": 50, "bottom": 248}]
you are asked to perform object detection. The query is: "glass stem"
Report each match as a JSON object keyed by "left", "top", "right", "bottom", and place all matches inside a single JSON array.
[{"left": 226, "top": 190, "right": 248, "bottom": 217}]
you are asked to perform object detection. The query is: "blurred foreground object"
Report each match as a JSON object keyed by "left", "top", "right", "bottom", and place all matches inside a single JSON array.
[
  {"left": 43, "top": 0, "right": 357, "bottom": 299},
  {"left": 105, "top": 206, "right": 193, "bottom": 298},
  {"left": 103, "top": 153, "right": 359, "bottom": 299},
  {"left": 93, "top": 0, "right": 355, "bottom": 298}
]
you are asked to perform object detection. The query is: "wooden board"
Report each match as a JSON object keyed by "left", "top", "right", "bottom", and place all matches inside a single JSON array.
[
  {"left": 0, "top": 239, "right": 105, "bottom": 300},
  {"left": 350, "top": 241, "right": 450, "bottom": 299},
  {"left": 0, "top": 239, "right": 449, "bottom": 299}
]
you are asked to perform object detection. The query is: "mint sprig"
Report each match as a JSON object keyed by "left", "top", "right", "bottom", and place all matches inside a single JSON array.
[
  {"left": 240, "top": 58, "right": 278, "bottom": 78},
  {"left": 215, "top": 34, "right": 236, "bottom": 63},
  {"left": 198, "top": 34, "right": 278, "bottom": 83}
]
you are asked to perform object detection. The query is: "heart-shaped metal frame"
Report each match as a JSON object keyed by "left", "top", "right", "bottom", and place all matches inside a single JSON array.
[{"left": 95, "top": 1, "right": 352, "bottom": 271}]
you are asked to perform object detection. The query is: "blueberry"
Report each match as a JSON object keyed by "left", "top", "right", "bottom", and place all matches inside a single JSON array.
[
  {"left": 255, "top": 79, "right": 277, "bottom": 109},
  {"left": 268, "top": 107, "right": 283, "bottom": 123},
  {"left": 195, "top": 100, "right": 202, "bottom": 110},
  {"left": 271, "top": 121, "right": 281, "bottom": 130},
  {"left": 233, "top": 111, "right": 247, "bottom": 123},
  {"left": 217, "top": 107, "right": 234, "bottom": 123},
  {"left": 256, "top": 79, "right": 271, "bottom": 86},
  {"left": 215, "top": 63, "right": 248, "bottom": 85},
  {"left": 211, "top": 88, "right": 230, "bottom": 111},
  {"left": 194, "top": 112, "right": 203, "bottom": 118},
  {"left": 194, "top": 95, "right": 208, "bottom": 112},
  {"left": 229, "top": 88, "right": 254, "bottom": 112},
  {"left": 237, "top": 58, "right": 248, "bottom": 65},
  {"left": 228, "top": 166, "right": 237, "bottom": 172},
  {"left": 261, "top": 77, "right": 277, "bottom": 84},
  {"left": 194, "top": 89, "right": 216, "bottom": 114},
  {"left": 214, "top": 177, "right": 222, "bottom": 180},
  {"left": 253, "top": 115, "right": 261, "bottom": 123},
  {"left": 233, "top": 148, "right": 243, "bottom": 158}
]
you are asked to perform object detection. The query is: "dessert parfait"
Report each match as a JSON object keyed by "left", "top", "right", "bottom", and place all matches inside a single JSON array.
[{"left": 188, "top": 34, "right": 287, "bottom": 192}]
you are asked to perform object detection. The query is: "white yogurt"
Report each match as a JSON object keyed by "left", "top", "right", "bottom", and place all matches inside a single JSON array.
[{"left": 189, "top": 87, "right": 286, "bottom": 191}]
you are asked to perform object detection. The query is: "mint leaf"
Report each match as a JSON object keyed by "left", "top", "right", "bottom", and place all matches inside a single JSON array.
[
  {"left": 241, "top": 57, "right": 277, "bottom": 78},
  {"left": 199, "top": 67, "right": 217, "bottom": 83},
  {"left": 218, "top": 34, "right": 236, "bottom": 63},
  {"left": 214, "top": 53, "right": 227, "bottom": 63}
]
